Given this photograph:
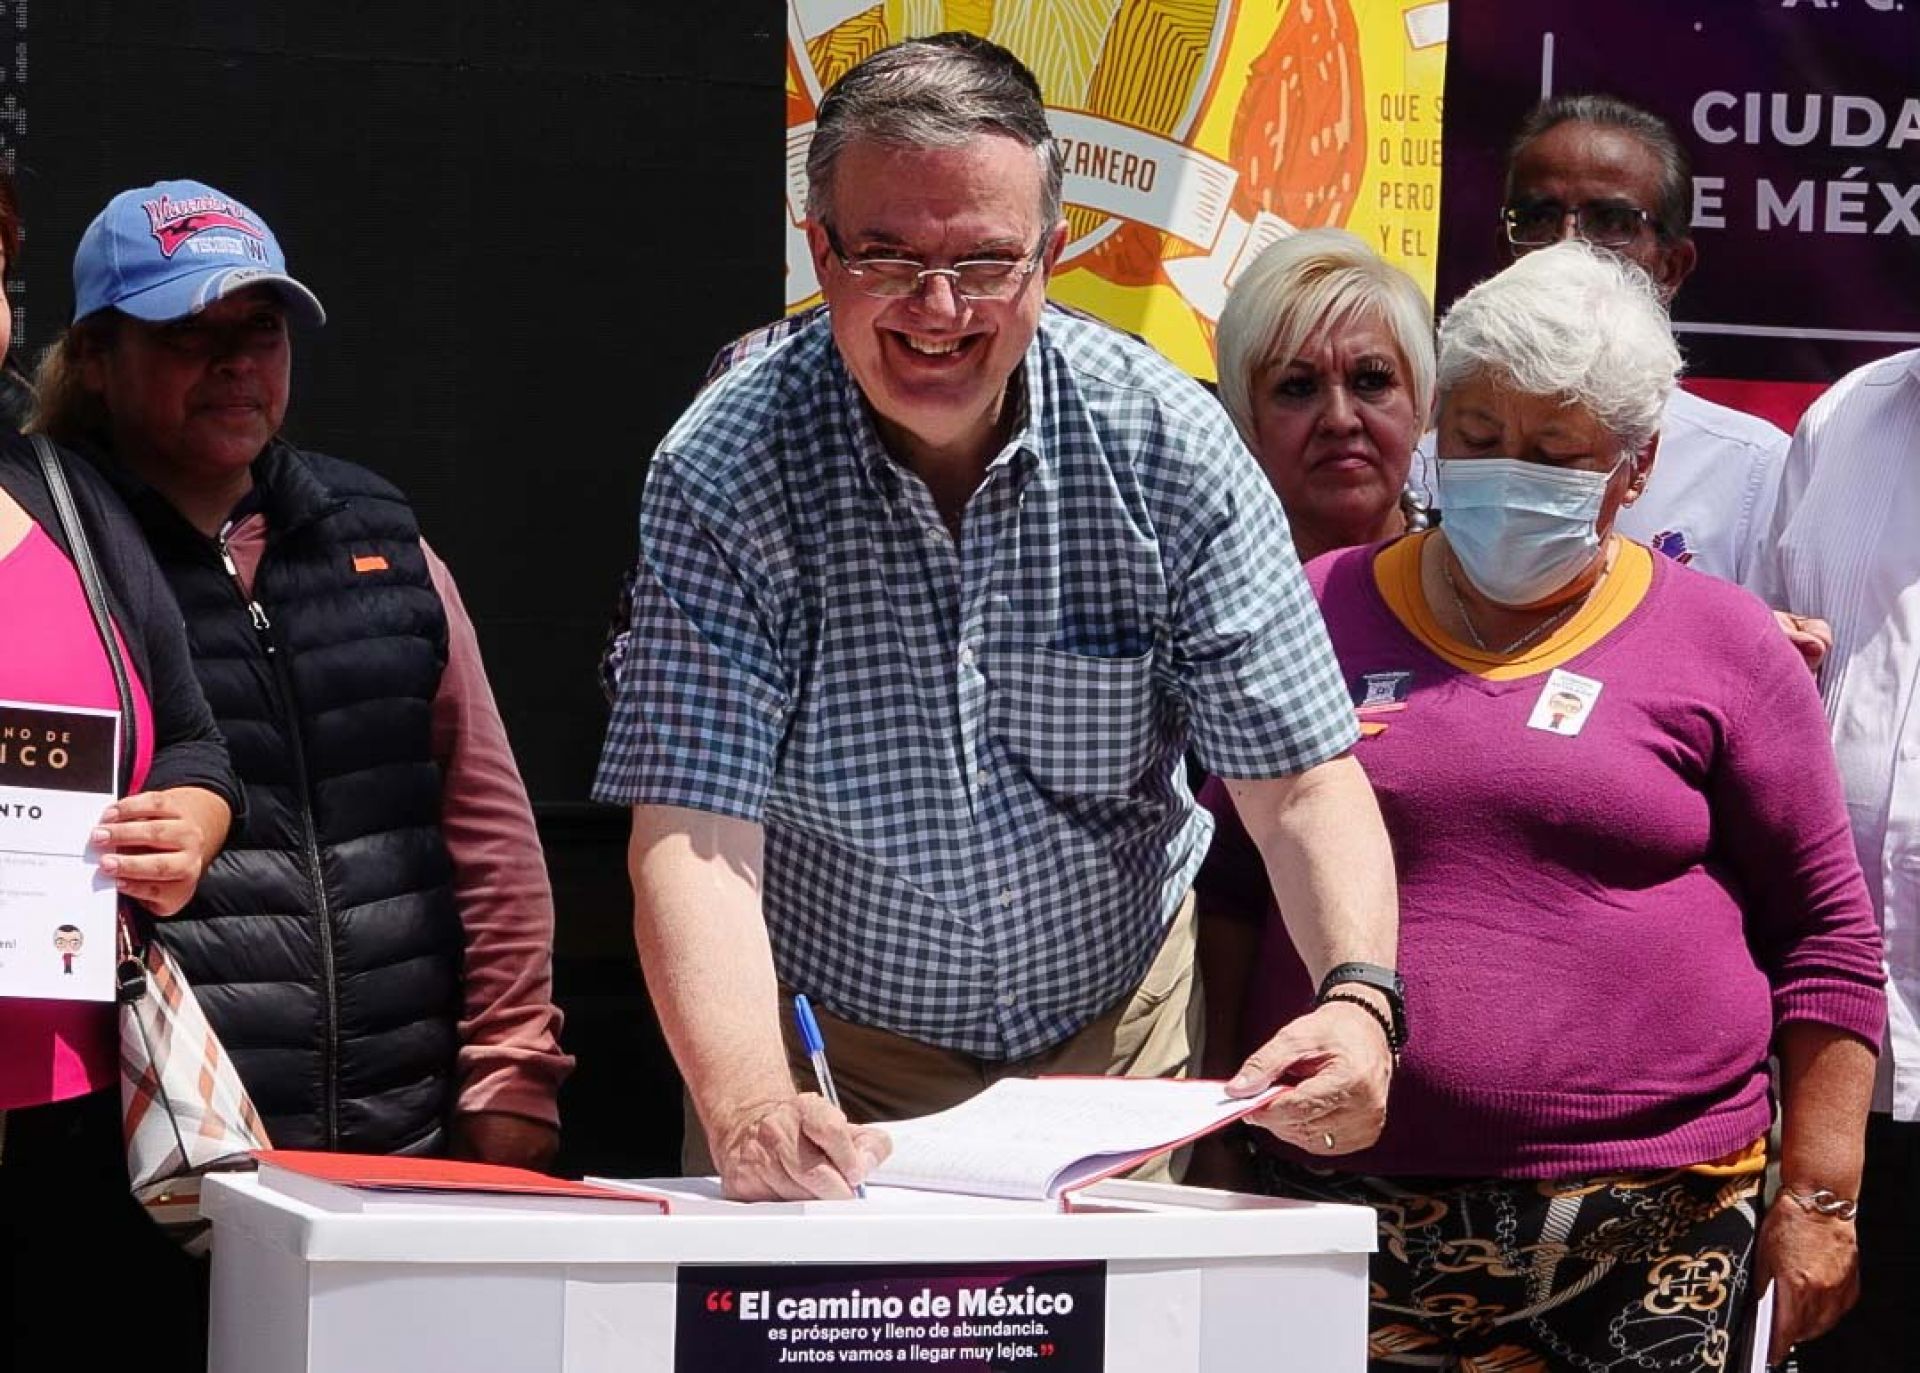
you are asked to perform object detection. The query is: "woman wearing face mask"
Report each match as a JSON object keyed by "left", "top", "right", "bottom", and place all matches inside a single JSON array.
[{"left": 1197, "top": 242, "right": 1884, "bottom": 1370}]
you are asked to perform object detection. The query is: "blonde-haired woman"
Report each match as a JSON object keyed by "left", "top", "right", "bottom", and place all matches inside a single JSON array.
[{"left": 1214, "top": 227, "right": 1435, "bottom": 562}]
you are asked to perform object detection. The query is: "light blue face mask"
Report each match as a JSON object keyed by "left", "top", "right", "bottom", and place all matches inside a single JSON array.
[{"left": 1435, "top": 457, "right": 1623, "bottom": 605}]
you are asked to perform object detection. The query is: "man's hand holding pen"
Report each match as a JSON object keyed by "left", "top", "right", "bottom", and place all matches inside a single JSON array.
[
  {"left": 793, "top": 994, "right": 876, "bottom": 1200},
  {"left": 713, "top": 1094, "right": 890, "bottom": 1202},
  {"left": 706, "top": 994, "right": 893, "bottom": 1202}
]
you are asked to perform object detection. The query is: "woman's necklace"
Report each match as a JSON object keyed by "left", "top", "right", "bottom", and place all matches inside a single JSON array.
[{"left": 1441, "top": 556, "right": 1587, "bottom": 656}]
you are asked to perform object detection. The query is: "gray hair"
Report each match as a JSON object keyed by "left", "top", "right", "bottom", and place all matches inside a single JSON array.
[
  {"left": 1437, "top": 240, "right": 1681, "bottom": 457},
  {"left": 1215, "top": 228, "right": 1435, "bottom": 446},
  {"left": 1508, "top": 94, "right": 1693, "bottom": 241},
  {"left": 803, "top": 32, "right": 1064, "bottom": 230}
]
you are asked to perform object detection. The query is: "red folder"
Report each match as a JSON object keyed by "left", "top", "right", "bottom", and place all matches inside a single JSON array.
[{"left": 253, "top": 1149, "right": 673, "bottom": 1211}]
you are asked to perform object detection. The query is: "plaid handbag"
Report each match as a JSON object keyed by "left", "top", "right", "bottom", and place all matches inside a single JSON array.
[
  {"left": 117, "top": 913, "right": 269, "bottom": 1241},
  {"left": 31, "top": 435, "right": 268, "bottom": 1245}
]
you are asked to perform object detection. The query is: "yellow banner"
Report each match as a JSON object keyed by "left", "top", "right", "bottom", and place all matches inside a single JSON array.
[{"left": 784, "top": 0, "right": 1448, "bottom": 380}]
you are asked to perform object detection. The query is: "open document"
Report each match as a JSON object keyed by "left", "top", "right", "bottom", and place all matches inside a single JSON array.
[
  {"left": 868, "top": 1076, "right": 1284, "bottom": 1202},
  {"left": 0, "top": 701, "right": 119, "bottom": 1002}
]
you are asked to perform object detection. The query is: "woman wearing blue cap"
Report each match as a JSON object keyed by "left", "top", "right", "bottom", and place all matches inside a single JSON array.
[
  {"left": 0, "top": 167, "right": 240, "bottom": 1372},
  {"left": 32, "top": 181, "right": 571, "bottom": 1178}
]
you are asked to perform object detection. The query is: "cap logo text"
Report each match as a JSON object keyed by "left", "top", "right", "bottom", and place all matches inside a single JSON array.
[{"left": 143, "top": 193, "right": 266, "bottom": 259}]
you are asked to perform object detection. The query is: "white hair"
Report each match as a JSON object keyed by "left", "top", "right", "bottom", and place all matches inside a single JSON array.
[
  {"left": 1215, "top": 228, "right": 1436, "bottom": 447},
  {"left": 1436, "top": 240, "right": 1681, "bottom": 456}
]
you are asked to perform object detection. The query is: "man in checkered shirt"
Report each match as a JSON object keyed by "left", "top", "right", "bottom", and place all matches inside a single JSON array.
[{"left": 595, "top": 33, "right": 1401, "bottom": 1200}]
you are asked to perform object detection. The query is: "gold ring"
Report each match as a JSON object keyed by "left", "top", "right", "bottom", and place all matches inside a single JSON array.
[{"left": 1322, "top": 1130, "right": 1336, "bottom": 1150}]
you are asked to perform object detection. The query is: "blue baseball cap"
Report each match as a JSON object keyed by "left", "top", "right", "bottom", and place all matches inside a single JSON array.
[{"left": 72, "top": 178, "right": 325, "bottom": 326}]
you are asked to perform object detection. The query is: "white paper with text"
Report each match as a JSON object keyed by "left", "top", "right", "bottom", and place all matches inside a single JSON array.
[
  {"left": 0, "top": 700, "right": 119, "bottom": 1002},
  {"left": 869, "top": 1076, "right": 1282, "bottom": 1201}
]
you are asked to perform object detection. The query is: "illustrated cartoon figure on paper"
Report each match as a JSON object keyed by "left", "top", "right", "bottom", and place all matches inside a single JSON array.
[
  {"left": 783, "top": 0, "right": 1448, "bottom": 378},
  {"left": 54, "top": 923, "right": 84, "bottom": 975}
]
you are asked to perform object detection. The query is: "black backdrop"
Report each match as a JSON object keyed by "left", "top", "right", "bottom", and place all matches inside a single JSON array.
[{"left": 16, "top": 1, "right": 786, "bottom": 1175}]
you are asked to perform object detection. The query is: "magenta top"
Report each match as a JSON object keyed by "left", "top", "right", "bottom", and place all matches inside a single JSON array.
[
  {"left": 0, "top": 522, "right": 155, "bottom": 1109},
  {"left": 1200, "top": 543, "right": 1887, "bottom": 1178}
]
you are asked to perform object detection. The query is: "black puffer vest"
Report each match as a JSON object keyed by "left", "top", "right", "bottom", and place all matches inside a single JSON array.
[{"left": 118, "top": 442, "right": 463, "bottom": 1154}]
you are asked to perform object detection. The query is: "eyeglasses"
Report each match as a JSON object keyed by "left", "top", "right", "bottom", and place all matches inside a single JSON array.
[
  {"left": 1500, "top": 201, "right": 1661, "bottom": 249},
  {"left": 824, "top": 225, "right": 1046, "bottom": 302}
]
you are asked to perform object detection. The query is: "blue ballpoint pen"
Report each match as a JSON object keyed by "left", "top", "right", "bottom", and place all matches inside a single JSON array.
[{"left": 792, "top": 994, "right": 867, "bottom": 1198}]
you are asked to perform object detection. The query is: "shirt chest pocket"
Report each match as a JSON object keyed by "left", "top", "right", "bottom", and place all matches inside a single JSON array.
[{"left": 986, "top": 644, "right": 1155, "bottom": 798}]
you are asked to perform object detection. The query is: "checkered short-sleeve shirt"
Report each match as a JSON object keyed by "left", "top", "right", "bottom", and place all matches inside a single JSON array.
[{"left": 594, "top": 312, "right": 1356, "bottom": 1059}]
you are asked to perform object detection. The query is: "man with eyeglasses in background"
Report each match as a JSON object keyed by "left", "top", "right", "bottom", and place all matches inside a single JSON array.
[
  {"left": 1493, "top": 94, "right": 1790, "bottom": 591},
  {"left": 595, "top": 32, "right": 1402, "bottom": 1202}
]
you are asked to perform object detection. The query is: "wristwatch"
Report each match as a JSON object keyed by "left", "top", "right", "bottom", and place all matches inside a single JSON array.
[{"left": 1315, "top": 962, "right": 1408, "bottom": 1054}]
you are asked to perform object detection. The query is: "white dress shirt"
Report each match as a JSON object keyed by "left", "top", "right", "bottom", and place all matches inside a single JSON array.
[
  {"left": 1748, "top": 348, "right": 1920, "bottom": 1120},
  {"left": 1614, "top": 387, "right": 1788, "bottom": 586}
]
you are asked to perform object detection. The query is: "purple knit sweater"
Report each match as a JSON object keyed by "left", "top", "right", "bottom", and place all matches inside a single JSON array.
[{"left": 1200, "top": 541, "right": 1886, "bottom": 1178}]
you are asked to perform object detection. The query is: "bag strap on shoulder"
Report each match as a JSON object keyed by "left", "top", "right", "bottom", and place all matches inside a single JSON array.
[{"left": 32, "top": 435, "right": 150, "bottom": 972}]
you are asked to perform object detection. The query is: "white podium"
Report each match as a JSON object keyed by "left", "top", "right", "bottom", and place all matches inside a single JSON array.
[{"left": 201, "top": 1173, "right": 1374, "bottom": 1372}]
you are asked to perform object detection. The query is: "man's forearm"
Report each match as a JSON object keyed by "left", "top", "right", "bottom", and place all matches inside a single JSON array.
[
  {"left": 628, "top": 805, "right": 796, "bottom": 1146},
  {"left": 1215, "top": 756, "right": 1399, "bottom": 1149},
  {"left": 1224, "top": 755, "right": 1398, "bottom": 984}
]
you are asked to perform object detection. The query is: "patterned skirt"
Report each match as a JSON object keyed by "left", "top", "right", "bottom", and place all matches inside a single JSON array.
[{"left": 1258, "top": 1155, "right": 1763, "bottom": 1372}]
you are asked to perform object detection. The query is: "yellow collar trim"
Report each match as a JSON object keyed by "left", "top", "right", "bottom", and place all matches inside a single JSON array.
[{"left": 1372, "top": 531, "right": 1654, "bottom": 682}]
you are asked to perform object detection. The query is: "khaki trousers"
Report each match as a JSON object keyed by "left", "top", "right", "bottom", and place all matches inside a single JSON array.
[{"left": 684, "top": 891, "right": 1203, "bottom": 1183}]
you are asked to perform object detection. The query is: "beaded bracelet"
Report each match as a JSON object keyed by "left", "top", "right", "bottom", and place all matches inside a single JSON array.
[{"left": 1317, "top": 990, "right": 1398, "bottom": 1060}]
